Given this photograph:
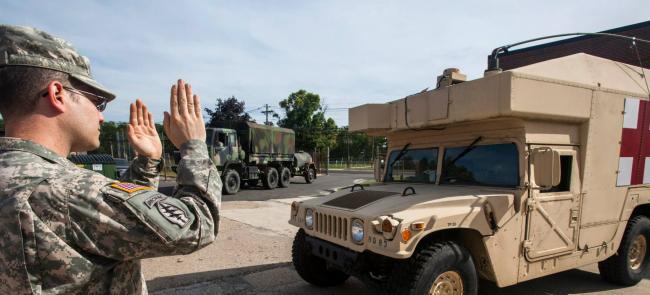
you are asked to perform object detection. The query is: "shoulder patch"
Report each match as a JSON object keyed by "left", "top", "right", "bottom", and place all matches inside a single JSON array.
[
  {"left": 110, "top": 182, "right": 152, "bottom": 193},
  {"left": 156, "top": 200, "right": 190, "bottom": 227}
]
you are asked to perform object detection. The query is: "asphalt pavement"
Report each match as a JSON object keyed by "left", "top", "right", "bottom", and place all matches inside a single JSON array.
[{"left": 147, "top": 172, "right": 650, "bottom": 295}]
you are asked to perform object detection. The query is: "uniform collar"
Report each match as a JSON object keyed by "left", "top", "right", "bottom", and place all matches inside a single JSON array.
[{"left": 0, "top": 137, "right": 75, "bottom": 167}]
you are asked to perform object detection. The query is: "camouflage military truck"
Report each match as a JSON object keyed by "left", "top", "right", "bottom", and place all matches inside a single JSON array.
[
  {"left": 207, "top": 121, "right": 316, "bottom": 195},
  {"left": 289, "top": 53, "right": 650, "bottom": 294}
]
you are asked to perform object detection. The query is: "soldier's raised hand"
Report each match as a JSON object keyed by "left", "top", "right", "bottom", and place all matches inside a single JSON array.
[
  {"left": 163, "top": 79, "right": 206, "bottom": 148},
  {"left": 127, "top": 99, "right": 163, "bottom": 159}
]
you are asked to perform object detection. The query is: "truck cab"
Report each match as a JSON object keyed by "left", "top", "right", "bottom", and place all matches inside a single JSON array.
[{"left": 289, "top": 54, "right": 650, "bottom": 295}]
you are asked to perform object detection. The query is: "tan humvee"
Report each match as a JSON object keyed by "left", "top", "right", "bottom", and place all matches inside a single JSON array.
[{"left": 289, "top": 53, "right": 650, "bottom": 294}]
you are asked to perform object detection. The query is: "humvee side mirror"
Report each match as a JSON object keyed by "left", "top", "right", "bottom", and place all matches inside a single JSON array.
[
  {"left": 532, "top": 147, "right": 561, "bottom": 188},
  {"left": 374, "top": 158, "right": 384, "bottom": 182}
]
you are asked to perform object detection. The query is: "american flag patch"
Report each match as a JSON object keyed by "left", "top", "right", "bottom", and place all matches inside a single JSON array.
[{"left": 110, "top": 182, "right": 152, "bottom": 193}]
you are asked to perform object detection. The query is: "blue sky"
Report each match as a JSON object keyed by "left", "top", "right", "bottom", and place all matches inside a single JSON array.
[{"left": 1, "top": 0, "right": 648, "bottom": 126}]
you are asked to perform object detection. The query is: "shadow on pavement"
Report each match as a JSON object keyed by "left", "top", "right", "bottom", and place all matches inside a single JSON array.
[
  {"left": 147, "top": 262, "right": 291, "bottom": 292},
  {"left": 479, "top": 268, "right": 644, "bottom": 294}
]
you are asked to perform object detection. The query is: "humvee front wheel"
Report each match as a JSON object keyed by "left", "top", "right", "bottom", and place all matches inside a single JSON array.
[
  {"left": 598, "top": 215, "right": 650, "bottom": 286},
  {"left": 222, "top": 169, "right": 240, "bottom": 195},
  {"left": 389, "top": 241, "right": 477, "bottom": 295},
  {"left": 292, "top": 229, "right": 349, "bottom": 287}
]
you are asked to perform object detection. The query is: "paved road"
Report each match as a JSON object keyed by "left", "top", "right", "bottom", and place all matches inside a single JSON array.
[
  {"left": 147, "top": 172, "right": 649, "bottom": 294},
  {"left": 159, "top": 171, "right": 373, "bottom": 201}
]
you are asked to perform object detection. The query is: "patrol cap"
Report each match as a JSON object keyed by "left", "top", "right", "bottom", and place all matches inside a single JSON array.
[{"left": 0, "top": 25, "right": 116, "bottom": 101}]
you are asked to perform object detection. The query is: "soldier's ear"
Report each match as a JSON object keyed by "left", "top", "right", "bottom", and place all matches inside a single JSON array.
[{"left": 44, "top": 81, "right": 66, "bottom": 113}]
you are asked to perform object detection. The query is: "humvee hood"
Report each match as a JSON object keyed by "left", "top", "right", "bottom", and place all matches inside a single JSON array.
[{"left": 309, "top": 183, "right": 517, "bottom": 218}]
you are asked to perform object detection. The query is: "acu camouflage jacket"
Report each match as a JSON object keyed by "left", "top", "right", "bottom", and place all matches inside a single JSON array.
[{"left": 0, "top": 138, "right": 222, "bottom": 295}]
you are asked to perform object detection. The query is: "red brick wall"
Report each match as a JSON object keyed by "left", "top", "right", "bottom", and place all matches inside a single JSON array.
[{"left": 496, "top": 21, "right": 650, "bottom": 71}]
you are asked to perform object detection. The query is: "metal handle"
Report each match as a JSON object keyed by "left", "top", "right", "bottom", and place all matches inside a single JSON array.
[
  {"left": 402, "top": 187, "right": 416, "bottom": 196},
  {"left": 350, "top": 184, "right": 365, "bottom": 192}
]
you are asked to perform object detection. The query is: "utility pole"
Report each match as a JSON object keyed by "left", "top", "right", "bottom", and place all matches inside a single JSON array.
[{"left": 261, "top": 104, "right": 273, "bottom": 125}]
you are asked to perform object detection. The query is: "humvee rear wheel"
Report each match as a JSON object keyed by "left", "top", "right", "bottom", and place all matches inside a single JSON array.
[
  {"left": 262, "top": 167, "right": 279, "bottom": 189},
  {"left": 292, "top": 229, "right": 349, "bottom": 287},
  {"left": 388, "top": 241, "right": 477, "bottom": 295},
  {"left": 598, "top": 215, "right": 650, "bottom": 286},
  {"left": 222, "top": 169, "right": 240, "bottom": 195},
  {"left": 279, "top": 167, "right": 291, "bottom": 188}
]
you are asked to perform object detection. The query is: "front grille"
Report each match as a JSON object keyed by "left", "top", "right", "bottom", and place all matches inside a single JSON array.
[{"left": 314, "top": 212, "right": 348, "bottom": 241}]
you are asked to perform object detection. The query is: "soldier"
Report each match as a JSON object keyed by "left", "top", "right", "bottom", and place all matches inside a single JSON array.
[{"left": 0, "top": 25, "right": 222, "bottom": 294}]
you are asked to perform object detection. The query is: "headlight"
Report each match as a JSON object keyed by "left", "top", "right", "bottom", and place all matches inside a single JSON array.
[
  {"left": 351, "top": 218, "right": 364, "bottom": 244},
  {"left": 305, "top": 209, "right": 314, "bottom": 229}
]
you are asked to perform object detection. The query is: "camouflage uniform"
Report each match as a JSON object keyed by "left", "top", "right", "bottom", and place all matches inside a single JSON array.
[
  {"left": 0, "top": 138, "right": 221, "bottom": 294},
  {"left": 0, "top": 25, "right": 222, "bottom": 294}
]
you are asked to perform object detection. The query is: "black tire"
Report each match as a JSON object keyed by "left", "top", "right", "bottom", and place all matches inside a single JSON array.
[
  {"left": 262, "top": 167, "right": 279, "bottom": 189},
  {"left": 388, "top": 241, "right": 478, "bottom": 295},
  {"left": 279, "top": 167, "right": 291, "bottom": 188},
  {"left": 304, "top": 167, "right": 315, "bottom": 184},
  {"left": 598, "top": 215, "right": 650, "bottom": 286},
  {"left": 222, "top": 169, "right": 240, "bottom": 195},
  {"left": 292, "top": 229, "right": 349, "bottom": 287}
]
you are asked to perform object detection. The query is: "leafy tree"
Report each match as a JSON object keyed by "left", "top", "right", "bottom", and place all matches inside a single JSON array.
[
  {"left": 277, "top": 90, "right": 337, "bottom": 151},
  {"left": 329, "top": 127, "right": 386, "bottom": 161},
  {"left": 204, "top": 96, "right": 254, "bottom": 127}
]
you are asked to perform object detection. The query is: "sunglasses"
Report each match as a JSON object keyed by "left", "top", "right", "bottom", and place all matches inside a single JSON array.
[{"left": 42, "top": 86, "right": 108, "bottom": 112}]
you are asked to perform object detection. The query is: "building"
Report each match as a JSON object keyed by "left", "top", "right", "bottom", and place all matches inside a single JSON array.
[{"left": 494, "top": 21, "right": 650, "bottom": 71}]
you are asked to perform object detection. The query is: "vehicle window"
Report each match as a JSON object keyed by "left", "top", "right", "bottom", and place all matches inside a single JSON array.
[
  {"left": 541, "top": 155, "right": 572, "bottom": 192},
  {"left": 217, "top": 132, "right": 227, "bottom": 146},
  {"left": 229, "top": 133, "right": 236, "bottom": 147},
  {"left": 441, "top": 143, "right": 519, "bottom": 187},
  {"left": 385, "top": 148, "right": 438, "bottom": 183}
]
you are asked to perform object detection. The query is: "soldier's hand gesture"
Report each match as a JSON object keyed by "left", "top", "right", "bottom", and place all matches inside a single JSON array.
[
  {"left": 127, "top": 99, "right": 163, "bottom": 160},
  {"left": 163, "top": 79, "right": 206, "bottom": 148}
]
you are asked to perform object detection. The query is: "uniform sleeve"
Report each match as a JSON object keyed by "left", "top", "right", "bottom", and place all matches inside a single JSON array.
[
  {"left": 66, "top": 140, "right": 222, "bottom": 260},
  {"left": 120, "top": 156, "right": 163, "bottom": 189}
]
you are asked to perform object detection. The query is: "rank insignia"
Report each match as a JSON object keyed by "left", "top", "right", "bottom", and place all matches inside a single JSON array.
[
  {"left": 110, "top": 182, "right": 152, "bottom": 194},
  {"left": 157, "top": 201, "right": 190, "bottom": 227}
]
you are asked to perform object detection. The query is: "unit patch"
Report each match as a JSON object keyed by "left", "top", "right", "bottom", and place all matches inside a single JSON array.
[
  {"left": 110, "top": 182, "right": 152, "bottom": 193},
  {"left": 157, "top": 201, "right": 190, "bottom": 227},
  {"left": 144, "top": 194, "right": 168, "bottom": 209}
]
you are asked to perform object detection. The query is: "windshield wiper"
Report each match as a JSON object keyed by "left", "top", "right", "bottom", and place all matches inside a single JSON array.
[
  {"left": 388, "top": 142, "right": 411, "bottom": 169},
  {"left": 449, "top": 136, "right": 483, "bottom": 165}
]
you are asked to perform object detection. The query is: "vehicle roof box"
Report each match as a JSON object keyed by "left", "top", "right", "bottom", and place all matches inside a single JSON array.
[{"left": 349, "top": 53, "right": 650, "bottom": 135}]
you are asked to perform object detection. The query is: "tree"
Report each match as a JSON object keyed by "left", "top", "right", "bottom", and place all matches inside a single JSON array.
[
  {"left": 204, "top": 96, "right": 254, "bottom": 127},
  {"left": 277, "top": 90, "right": 337, "bottom": 151},
  {"left": 329, "top": 127, "right": 386, "bottom": 161}
]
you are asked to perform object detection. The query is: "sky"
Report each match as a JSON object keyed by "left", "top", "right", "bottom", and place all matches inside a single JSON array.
[{"left": 1, "top": 0, "right": 649, "bottom": 126}]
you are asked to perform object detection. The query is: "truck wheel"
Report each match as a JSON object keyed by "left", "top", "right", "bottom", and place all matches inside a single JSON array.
[
  {"left": 598, "top": 215, "right": 650, "bottom": 286},
  {"left": 222, "top": 169, "right": 240, "bottom": 195},
  {"left": 388, "top": 241, "right": 478, "bottom": 295},
  {"left": 279, "top": 167, "right": 291, "bottom": 188},
  {"left": 304, "top": 167, "right": 315, "bottom": 184},
  {"left": 292, "top": 229, "right": 349, "bottom": 287},
  {"left": 262, "top": 167, "right": 279, "bottom": 189}
]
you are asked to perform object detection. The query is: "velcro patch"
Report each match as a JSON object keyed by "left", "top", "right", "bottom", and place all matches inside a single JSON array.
[
  {"left": 157, "top": 201, "right": 190, "bottom": 227},
  {"left": 110, "top": 182, "right": 152, "bottom": 193}
]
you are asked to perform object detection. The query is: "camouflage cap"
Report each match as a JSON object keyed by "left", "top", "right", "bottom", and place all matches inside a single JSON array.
[{"left": 0, "top": 25, "right": 116, "bottom": 101}]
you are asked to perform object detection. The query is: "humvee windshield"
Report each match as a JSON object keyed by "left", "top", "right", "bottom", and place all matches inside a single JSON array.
[
  {"left": 385, "top": 148, "right": 438, "bottom": 183},
  {"left": 441, "top": 143, "right": 519, "bottom": 187}
]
